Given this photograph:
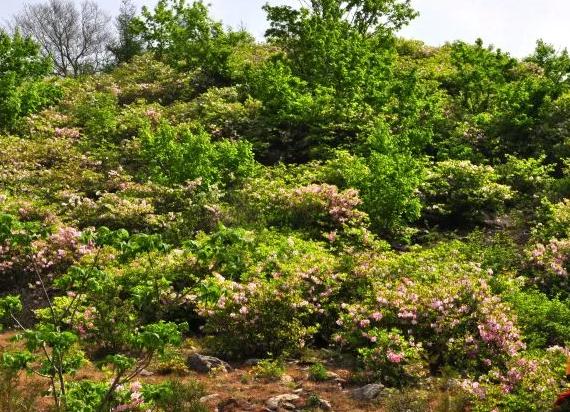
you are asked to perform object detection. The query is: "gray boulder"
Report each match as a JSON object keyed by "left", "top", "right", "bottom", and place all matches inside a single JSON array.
[
  {"left": 187, "top": 353, "right": 231, "bottom": 373},
  {"left": 351, "top": 383, "right": 384, "bottom": 401},
  {"left": 266, "top": 394, "right": 300, "bottom": 410}
]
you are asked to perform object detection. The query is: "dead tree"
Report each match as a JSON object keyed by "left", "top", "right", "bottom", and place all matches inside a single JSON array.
[{"left": 13, "top": 0, "right": 113, "bottom": 76}]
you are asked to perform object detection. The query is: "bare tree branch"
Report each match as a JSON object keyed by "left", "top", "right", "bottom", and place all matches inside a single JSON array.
[{"left": 13, "top": 0, "right": 113, "bottom": 76}]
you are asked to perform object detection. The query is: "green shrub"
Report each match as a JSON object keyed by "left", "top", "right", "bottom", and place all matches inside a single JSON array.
[
  {"left": 0, "top": 31, "right": 61, "bottom": 131},
  {"left": 308, "top": 362, "right": 329, "bottom": 382},
  {"left": 73, "top": 91, "right": 119, "bottom": 140},
  {"left": 251, "top": 358, "right": 285, "bottom": 381},
  {"left": 142, "top": 380, "right": 208, "bottom": 412},
  {"left": 324, "top": 149, "right": 424, "bottom": 236},
  {"left": 136, "top": 122, "right": 256, "bottom": 187},
  {"left": 505, "top": 290, "right": 570, "bottom": 349},
  {"left": 422, "top": 159, "right": 513, "bottom": 224}
]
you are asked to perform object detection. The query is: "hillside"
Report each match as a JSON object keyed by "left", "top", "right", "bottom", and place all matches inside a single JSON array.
[{"left": 1, "top": 0, "right": 570, "bottom": 411}]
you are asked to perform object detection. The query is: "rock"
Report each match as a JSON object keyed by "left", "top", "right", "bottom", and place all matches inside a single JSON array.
[
  {"left": 244, "top": 358, "right": 262, "bottom": 366},
  {"left": 318, "top": 399, "right": 333, "bottom": 411},
  {"left": 217, "top": 397, "right": 254, "bottom": 411},
  {"left": 266, "top": 394, "right": 300, "bottom": 410},
  {"left": 187, "top": 353, "right": 231, "bottom": 373},
  {"left": 292, "top": 388, "right": 303, "bottom": 394},
  {"left": 325, "top": 371, "right": 339, "bottom": 380},
  {"left": 139, "top": 368, "right": 154, "bottom": 376},
  {"left": 299, "top": 357, "right": 320, "bottom": 365},
  {"left": 199, "top": 393, "right": 220, "bottom": 403},
  {"left": 280, "top": 374, "right": 294, "bottom": 384},
  {"left": 351, "top": 383, "right": 384, "bottom": 401},
  {"left": 281, "top": 402, "right": 296, "bottom": 410}
]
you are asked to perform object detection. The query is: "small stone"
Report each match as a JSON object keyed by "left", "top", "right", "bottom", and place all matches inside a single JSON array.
[
  {"left": 199, "top": 393, "right": 220, "bottom": 403},
  {"left": 217, "top": 398, "right": 254, "bottom": 411},
  {"left": 325, "top": 371, "right": 339, "bottom": 379},
  {"left": 351, "top": 383, "right": 384, "bottom": 401},
  {"left": 280, "top": 374, "right": 294, "bottom": 384},
  {"left": 243, "top": 358, "right": 261, "bottom": 366},
  {"left": 281, "top": 402, "right": 296, "bottom": 410},
  {"left": 319, "top": 399, "right": 333, "bottom": 411},
  {"left": 139, "top": 369, "right": 154, "bottom": 376},
  {"left": 187, "top": 353, "right": 231, "bottom": 373},
  {"left": 266, "top": 394, "right": 300, "bottom": 410},
  {"left": 293, "top": 388, "right": 303, "bottom": 394}
]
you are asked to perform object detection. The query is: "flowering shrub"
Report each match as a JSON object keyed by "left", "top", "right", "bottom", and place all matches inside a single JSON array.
[
  {"left": 457, "top": 348, "right": 568, "bottom": 412},
  {"left": 537, "top": 198, "right": 570, "bottom": 240},
  {"left": 195, "top": 274, "right": 318, "bottom": 358},
  {"left": 168, "top": 86, "right": 261, "bottom": 140},
  {"left": 335, "top": 244, "right": 525, "bottom": 384},
  {"left": 0, "top": 214, "right": 93, "bottom": 298},
  {"left": 71, "top": 193, "right": 157, "bottom": 231},
  {"left": 526, "top": 238, "right": 570, "bottom": 297},
  {"left": 191, "top": 229, "right": 346, "bottom": 357},
  {"left": 356, "top": 328, "right": 428, "bottom": 386},
  {"left": 498, "top": 155, "right": 554, "bottom": 202},
  {"left": 110, "top": 54, "right": 195, "bottom": 105},
  {"left": 276, "top": 183, "right": 368, "bottom": 233}
]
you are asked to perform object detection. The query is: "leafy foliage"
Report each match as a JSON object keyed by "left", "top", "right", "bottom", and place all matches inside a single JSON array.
[
  {"left": 1, "top": 1, "right": 570, "bottom": 411},
  {"left": 0, "top": 30, "right": 60, "bottom": 130}
]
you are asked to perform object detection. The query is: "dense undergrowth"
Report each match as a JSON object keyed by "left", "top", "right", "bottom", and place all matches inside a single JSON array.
[{"left": 1, "top": 0, "right": 570, "bottom": 410}]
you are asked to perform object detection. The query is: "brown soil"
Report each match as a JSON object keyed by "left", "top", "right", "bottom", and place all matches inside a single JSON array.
[{"left": 0, "top": 332, "right": 384, "bottom": 411}]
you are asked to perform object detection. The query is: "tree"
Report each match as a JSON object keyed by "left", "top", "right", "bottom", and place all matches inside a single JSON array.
[
  {"left": 107, "top": 0, "right": 143, "bottom": 65},
  {"left": 13, "top": 0, "right": 112, "bottom": 76},
  {"left": 132, "top": 0, "right": 253, "bottom": 86},
  {"left": 0, "top": 29, "right": 59, "bottom": 130},
  {"left": 244, "top": 0, "right": 429, "bottom": 162},
  {"left": 263, "top": 0, "right": 417, "bottom": 96}
]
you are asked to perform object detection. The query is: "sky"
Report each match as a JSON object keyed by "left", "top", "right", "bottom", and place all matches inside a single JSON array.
[{"left": 1, "top": 0, "right": 569, "bottom": 58}]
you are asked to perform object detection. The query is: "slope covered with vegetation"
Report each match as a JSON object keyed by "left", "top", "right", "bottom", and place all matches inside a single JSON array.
[{"left": 1, "top": 0, "right": 570, "bottom": 410}]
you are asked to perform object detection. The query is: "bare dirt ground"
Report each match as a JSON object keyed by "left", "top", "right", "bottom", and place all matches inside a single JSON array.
[{"left": 0, "top": 332, "right": 384, "bottom": 412}]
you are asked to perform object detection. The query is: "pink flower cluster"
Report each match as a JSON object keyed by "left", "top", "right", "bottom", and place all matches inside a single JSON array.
[
  {"left": 55, "top": 127, "right": 81, "bottom": 139},
  {"left": 113, "top": 381, "right": 144, "bottom": 411},
  {"left": 282, "top": 183, "right": 367, "bottom": 227},
  {"left": 144, "top": 108, "right": 161, "bottom": 123},
  {"left": 336, "top": 271, "right": 524, "bottom": 374},
  {"left": 387, "top": 350, "right": 404, "bottom": 363},
  {"left": 528, "top": 239, "right": 570, "bottom": 289},
  {"left": 31, "top": 226, "right": 94, "bottom": 272},
  {"left": 477, "top": 299, "right": 525, "bottom": 357}
]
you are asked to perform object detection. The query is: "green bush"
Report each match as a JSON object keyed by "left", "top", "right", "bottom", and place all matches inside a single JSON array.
[
  {"left": 73, "top": 91, "right": 119, "bottom": 140},
  {"left": 323, "top": 149, "right": 424, "bottom": 236},
  {"left": 0, "top": 31, "right": 61, "bottom": 130},
  {"left": 498, "top": 155, "right": 554, "bottom": 202},
  {"left": 142, "top": 380, "right": 208, "bottom": 412},
  {"left": 136, "top": 122, "right": 256, "bottom": 187},
  {"left": 422, "top": 160, "right": 513, "bottom": 224},
  {"left": 308, "top": 362, "right": 329, "bottom": 382},
  {"left": 251, "top": 358, "right": 286, "bottom": 381},
  {"left": 505, "top": 290, "right": 570, "bottom": 349}
]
